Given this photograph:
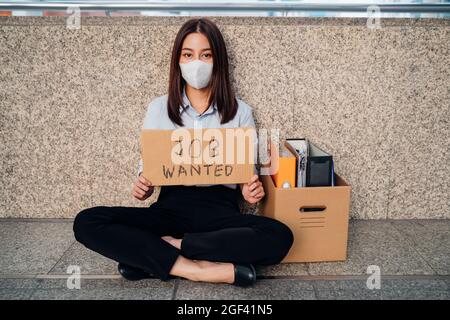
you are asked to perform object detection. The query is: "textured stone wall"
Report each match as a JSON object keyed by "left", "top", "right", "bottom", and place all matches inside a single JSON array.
[{"left": 0, "top": 17, "right": 448, "bottom": 219}]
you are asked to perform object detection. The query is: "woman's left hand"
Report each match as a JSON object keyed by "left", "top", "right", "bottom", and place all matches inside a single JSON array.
[{"left": 241, "top": 174, "right": 265, "bottom": 204}]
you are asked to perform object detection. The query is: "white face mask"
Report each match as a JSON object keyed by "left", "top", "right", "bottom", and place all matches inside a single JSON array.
[{"left": 179, "top": 60, "right": 213, "bottom": 89}]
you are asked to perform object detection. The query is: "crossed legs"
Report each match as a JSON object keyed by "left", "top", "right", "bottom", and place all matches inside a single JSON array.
[{"left": 73, "top": 206, "right": 293, "bottom": 284}]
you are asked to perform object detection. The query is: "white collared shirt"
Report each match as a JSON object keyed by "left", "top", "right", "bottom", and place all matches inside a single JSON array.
[{"left": 138, "top": 89, "right": 257, "bottom": 189}]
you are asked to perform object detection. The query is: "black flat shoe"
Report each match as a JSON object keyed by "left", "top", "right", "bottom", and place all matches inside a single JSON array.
[
  {"left": 233, "top": 264, "right": 257, "bottom": 287},
  {"left": 118, "top": 263, "right": 154, "bottom": 281}
]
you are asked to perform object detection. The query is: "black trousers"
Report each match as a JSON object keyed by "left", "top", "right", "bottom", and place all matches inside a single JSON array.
[{"left": 73, "top": 184, "right": 294, "bottom": 281}]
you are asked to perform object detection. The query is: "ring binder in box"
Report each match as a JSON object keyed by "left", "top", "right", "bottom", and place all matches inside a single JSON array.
[{"left": 286, "top": 139, "right": 334, "bottom": 187}]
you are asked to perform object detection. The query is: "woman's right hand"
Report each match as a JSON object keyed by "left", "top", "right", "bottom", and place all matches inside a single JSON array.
[{"left": 132, "top": 174, "right": 154, "bottom": 201}]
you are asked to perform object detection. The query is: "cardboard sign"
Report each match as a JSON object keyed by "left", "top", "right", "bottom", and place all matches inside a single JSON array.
[{"left": 140, "top": 127, "right": 256, "bottom": 186}]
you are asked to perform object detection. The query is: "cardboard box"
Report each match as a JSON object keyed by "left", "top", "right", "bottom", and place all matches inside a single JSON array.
[
  {"left": 140, "top": 127, "right": 255, "bottom": 186},
  {"left": 259, "top": 173, "right": 351, "bottom": 263}
]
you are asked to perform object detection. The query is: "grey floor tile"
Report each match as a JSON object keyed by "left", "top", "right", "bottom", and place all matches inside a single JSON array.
[
  {"left": 316, "top": 289, "right": 383, "bottom": 300},
  {"left": 316, "top": 288, "right": 448, "bottom": 300},
  {"left": 49, "top": 241, "right": 118, "bottom": 275},
  {"left": 391, "top": 220, "right": 450, "bottom": 275},
  {"left": 0, "top": 278, "right": 41, "bottom": 289},
  {"left": 30, "top": 278, "right": 175, "bottom": 300},
  {"left": 30, "top": 288, "right": 171, "bottom": 300},
  {"left": 382, "top": 278, "right": 450, "bottom": 300},
  {"left": 0, "top": 278, "right": 43, "bottom": 300},
  {"left": 381, "top": 278, "right": 449, "bottom": 291},
  {"left": 313, "top": 278, "right": 450, "bottom": 300},
  {"left": 308, "top": 220, "right": 435, "bottom": 276},
  {"left": 175, "top": 279, "right": 316, "bottom": 300},
  {"left": 442, "top": 278, "right": 450, "bottom": 290},
  {"left": 313, "top": 279, "right": 375, "bottom": 291},
  {"left": 35, "top": 277, "right": 174, "bottom": 290},
  {"left": 257, "top": 263, "right": 309, "bottom": 277},
  {"left": 0, "top": 221, "right": 74, "bottom": 275},
  {"left": 0, "top": 289, "right": 36, "bottom": 300},
  {"left": 313, "top": 278, "right": 448, "bottom": 291},
  {"left": 381, "top": 289, "right": 449, "bottom": 300}
]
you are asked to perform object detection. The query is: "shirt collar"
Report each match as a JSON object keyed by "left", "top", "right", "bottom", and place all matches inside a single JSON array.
[{"left": 179, "top": 87, "right": 217, "bottom": 116}]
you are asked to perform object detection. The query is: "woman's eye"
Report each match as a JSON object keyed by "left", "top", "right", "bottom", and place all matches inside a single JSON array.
[
  {"left": 202, "top": 53, "right": 212, "bottom": 58},
  {"left": 183, "top": 53, "right": 192, "bottom": 58}
]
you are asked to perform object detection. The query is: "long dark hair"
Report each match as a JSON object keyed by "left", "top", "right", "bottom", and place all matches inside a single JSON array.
[{"left": 167, "top": 18, "right": 238, "bottom": 126}]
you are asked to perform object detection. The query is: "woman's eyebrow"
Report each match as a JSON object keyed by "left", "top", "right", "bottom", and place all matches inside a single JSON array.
[{"left": 181, "top": 47, "right": 211, "bottom": 51}]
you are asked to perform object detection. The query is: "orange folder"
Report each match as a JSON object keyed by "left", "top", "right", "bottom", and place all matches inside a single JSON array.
[{"left": 272, "top": 145, "right": 296, "bottom": 188}]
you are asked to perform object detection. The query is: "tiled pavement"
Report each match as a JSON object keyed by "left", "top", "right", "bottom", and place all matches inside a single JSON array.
[{"left": 0, "top": 219, "right": 449, "bottom": 300}]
